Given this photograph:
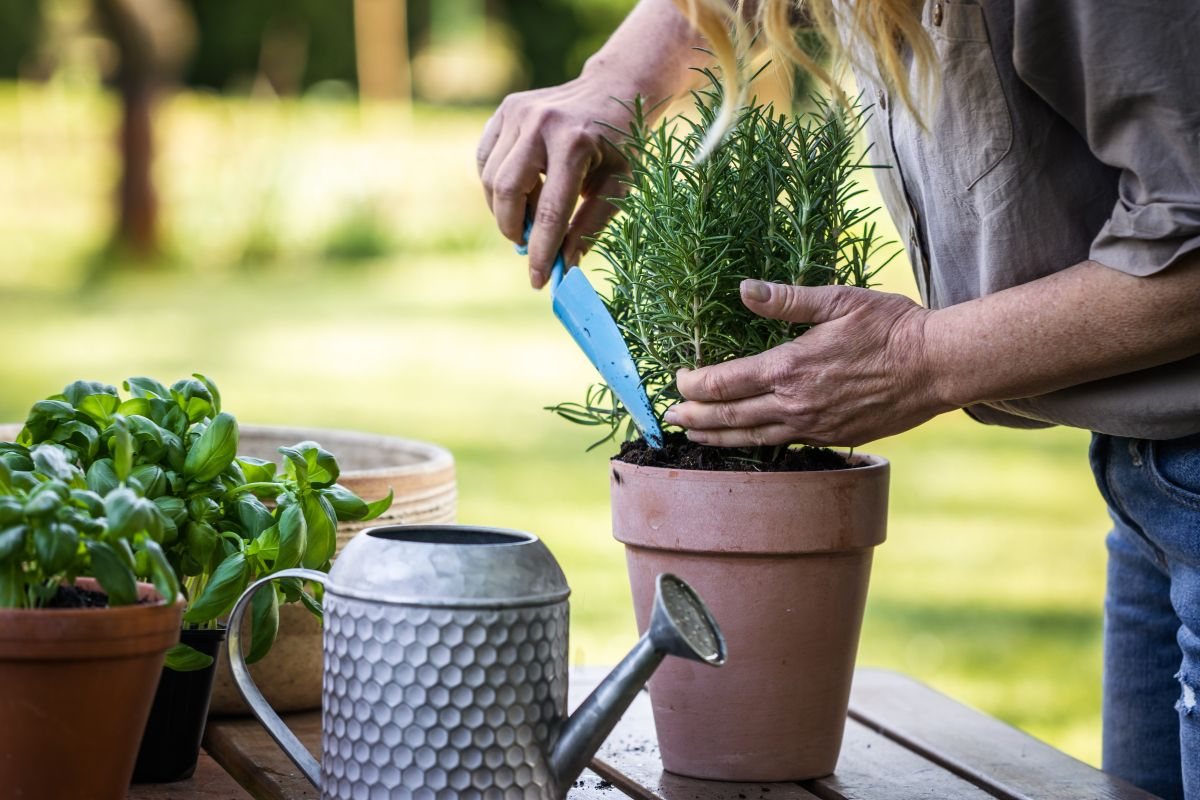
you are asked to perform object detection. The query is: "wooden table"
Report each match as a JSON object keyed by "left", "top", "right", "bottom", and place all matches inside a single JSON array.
[{"left": 131, "top": 669, "right": 1158, "bottom": 800}]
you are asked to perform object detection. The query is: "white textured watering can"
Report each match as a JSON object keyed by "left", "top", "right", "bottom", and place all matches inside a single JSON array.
[{"left": 227, "top": 524, "right": 726, "bottom": 799}]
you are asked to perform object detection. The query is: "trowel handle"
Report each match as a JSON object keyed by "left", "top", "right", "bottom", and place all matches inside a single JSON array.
[{"left": 227, "top": 568, "right": 328, "bottom": 789}]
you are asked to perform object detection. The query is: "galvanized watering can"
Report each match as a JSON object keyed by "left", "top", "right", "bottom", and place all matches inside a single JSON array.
[{"left": 227, "top": 525, "right": 726, "bottom": 799}]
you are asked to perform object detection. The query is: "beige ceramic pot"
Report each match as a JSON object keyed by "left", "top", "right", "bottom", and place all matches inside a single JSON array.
[
  {"left": 208, "top": 424, "right": 456, "bottom": 714},
  {"left": 610, "top": 454, "right": 888, "bottom": 781},
  {"left": 0, "top": 578, "right": 183, "bottom": 800}
]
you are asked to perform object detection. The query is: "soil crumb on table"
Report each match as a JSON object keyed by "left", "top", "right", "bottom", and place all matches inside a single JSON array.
[{"left": 615, "top": 432, "right": 853, "bottom": 472}]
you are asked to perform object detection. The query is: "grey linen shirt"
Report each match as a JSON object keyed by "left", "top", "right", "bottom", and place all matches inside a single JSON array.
[{"left": 852, "top": 0, "right": 1200, "bottom": 439}]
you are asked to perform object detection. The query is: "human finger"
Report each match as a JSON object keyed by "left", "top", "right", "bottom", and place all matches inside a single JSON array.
[
  {"left": 675, "top": 352, "right": 780, "bottom": 403},
  {"left": 479, "top": 122, "right": 523, "bottom": 215},
  {"left": 490, "top": 140, "right": 546, "bottom": 244},
  {"left": 476, "top": 110, "right": 505, "bottom": 177},
  {"left": 684, "top": 423, "right": 800, "bottom": 448},
  {"left": 528, "top": 165, "right": 588, "bottom": 288},
  {"left": 663, "top": 393, "right": 783, "bottom": 431},
  {"left": 741, "top": 280, "right": 868, "bottom": 325},
  {"left": 562, "top": 174, "right": 625, "bottom": 266}
]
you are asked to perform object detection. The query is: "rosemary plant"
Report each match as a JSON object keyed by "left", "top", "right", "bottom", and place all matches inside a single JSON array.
[{"left": 551, "top": 71, "right": 894, "bottom": 456}]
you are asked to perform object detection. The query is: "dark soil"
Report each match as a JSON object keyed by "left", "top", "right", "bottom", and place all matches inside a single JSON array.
[
  {"left": 615, "top": 431, "right": 853, "bottom": 472},
  {"left": 45, "top": 584, "right": 111, "bottom": 609}
]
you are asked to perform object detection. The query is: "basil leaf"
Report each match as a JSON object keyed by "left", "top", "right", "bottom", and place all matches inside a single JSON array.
[
  {"left": 280, "top": 441, "right": 339, "bottom": 489},
  {"left": 183, "top": 412, "right": 239, "bottom": 483},
  {"left": 50, "top": 421, "right": 99, "bottom": 463},
  {"left": 35, "top": 522, "right": 78, "bottom": 575},
  {"left": 164, "top": 643, "right": 213, "bottom": 672},
  {"left": 130, "top": 464, "right": 167, "bottom": 499},
  {"left": 246, "top": 584, "right": 280, "bottom": 664},
  {"left": 0, "top": 443, "right": 33, "bottom": 474},
  {"left": 183, "top": 552, "right": 250, "bottom": 624},
  {"left": 361, "top": 488, "right": 395, "bottom": 522},
  {"left": 21, "top": 399, "right": 77, "bottom": 443},
  {"left": 192, "top": 373, "right": 222, "bottom": 415},
  {"left": 140, "top": 538, "right": 179, "bottom": 605},
  {"left": 31, "top": 443, "right": 81, "bottom": 485},
  {"left": 110, "top": 416, "right": 133, "bottom": 482},
  {"left": 299, "top": 492, "right": 336, "bottom": 569},
  {"left": 85, "top": 459, "right": 119, "bottom": 496},
  {"left": 126, "top": 415, "right": 168, "bottom": 463},
  {"left": 321, "top": 484, "right": 368, "bottom": 521},
  {"left": 171, "top": 378, "right": 215, "bottom": 423},
  {"left": 299, "top": 587, "right": 323, "bottom": 621},
  {"left": 236, "top": 457, "right": 277, "bottom": 484},
  {"left": 77, "top": 393, "right": 120, "bottom": 427},
  {"left": 68, "top": 488, "right": 105, "bottom": 518},
  {"left": 63, "top": 381, "right": 118, "bottom": 408},
  {"left": 184, "top": 521, "right": 219, "bottom": 570},
  {"left": 234, "top": 495, "right": 274, "bottom": 538},
  {"left": 124, "top": 376, "right": 170, "bottom": 400},
  {"left": 153, "top": 496, "right": 188, "bottom": 527},
  {"left": 275, "top": 503, "right": 307, "bottom": 570},
  {"left": 86, "top": 541, "right": 138, "bottom": 606},
  {"left": 104, "top": 487, "right": 163, "bottom": 541},
  {"left": 0, "top": 525, "right": 27, "bottom": 561},
  {"left": 117, "top": 397, "right": 151, "bottom": 418}
]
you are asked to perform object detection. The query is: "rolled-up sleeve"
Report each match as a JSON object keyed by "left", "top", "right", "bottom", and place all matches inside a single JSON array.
[{"left": 1013, "top": 1, "right": 1200, "bottom": 276}]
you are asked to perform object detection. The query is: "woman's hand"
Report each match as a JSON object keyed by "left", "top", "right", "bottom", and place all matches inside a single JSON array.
[
  {"left": 477, "top": 0, "right": 707, "bottom": 288},
  {"left": 477, "top": 75, "right": 636, "bottom": 288},
  {"left": 665, "top": 280, "right": 957, "bottom": 447}
]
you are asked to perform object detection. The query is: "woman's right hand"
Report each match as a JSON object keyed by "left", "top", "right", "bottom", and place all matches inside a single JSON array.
[
  {"left": 476, "top": 74, "right": 637, "bottom": 289},
  {"left": 476, "top": 0, "right": 707, "bottom": 288}
]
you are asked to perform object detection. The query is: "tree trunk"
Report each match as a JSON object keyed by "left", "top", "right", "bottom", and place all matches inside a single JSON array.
[{"left": 353, "top": 0, "right": 411, "bottom": 104}]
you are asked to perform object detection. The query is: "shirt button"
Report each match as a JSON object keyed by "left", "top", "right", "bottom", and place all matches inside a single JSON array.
[{"left": 932, "top": 1, "right": 944, "bottom": 26}]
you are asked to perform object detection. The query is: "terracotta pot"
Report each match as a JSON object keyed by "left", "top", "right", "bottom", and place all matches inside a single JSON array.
[
  {"left": 610, "top": 455, "right": 888, "bottom": 781},
  {"left": 0, "top": 578, "right": 183, "bottom": 800},
  {"left": 208, "top": 424, "right": 456, "bottom": 714}
]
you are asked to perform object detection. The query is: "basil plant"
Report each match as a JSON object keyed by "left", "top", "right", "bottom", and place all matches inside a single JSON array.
[
  {"left": 0, "top": 419, "right": 178, "bottom": 611},
  {"left": 15, "top": 376, "right": 394, "bottom": 669}
]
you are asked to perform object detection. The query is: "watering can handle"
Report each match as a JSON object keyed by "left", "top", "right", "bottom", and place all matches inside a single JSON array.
[{"left": 227, "top": 568, "right": 328, "bottom": 789}]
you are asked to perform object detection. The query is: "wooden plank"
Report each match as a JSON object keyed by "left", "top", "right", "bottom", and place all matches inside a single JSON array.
[
  {"left": 127, "top": 752, "right": 253, "bottom": 799},
  {"left": 205, "top": 706, "right": 635, "bottom": 799},
  {"left": 568, "top": 670, "right": 820, "bottom": 800},
  {"left": 803, "top": 719, "right": 997, "bottom": 800},
  {"left": 203, "top": 713, "right": 320, "bottom": 800},
  {"left": 847, "top": 669, "right": 1160, "bottom": 800}
]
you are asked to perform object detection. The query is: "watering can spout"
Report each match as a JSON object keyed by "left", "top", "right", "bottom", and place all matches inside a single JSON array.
[{"left": 549, "top": 574, "right": 725, "bottom": 792}]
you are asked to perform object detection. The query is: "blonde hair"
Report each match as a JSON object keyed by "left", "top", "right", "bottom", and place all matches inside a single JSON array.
[{"left": 675, "top": 0, "right": 936, "bottom": 158}]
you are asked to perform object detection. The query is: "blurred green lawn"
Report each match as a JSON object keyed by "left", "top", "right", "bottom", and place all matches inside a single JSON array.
[{"left": 0, "top": 83, "right": 1110, "bottom": 764}]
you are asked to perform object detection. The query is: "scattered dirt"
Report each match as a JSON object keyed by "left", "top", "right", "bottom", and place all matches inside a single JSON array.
[
  {"left": 45, "top": 584, "right": 111, "bottom": 609},
  {"left": 614, "top": 432, "right": 853, "bottom": 472}
]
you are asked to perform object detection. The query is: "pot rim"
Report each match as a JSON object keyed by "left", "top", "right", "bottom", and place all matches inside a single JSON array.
[
  {"left": 610, "top": 452, "right": 888, "bottom": 482},
  {"left": 0, "top": 577, "right": 184, "bottom": 659}
]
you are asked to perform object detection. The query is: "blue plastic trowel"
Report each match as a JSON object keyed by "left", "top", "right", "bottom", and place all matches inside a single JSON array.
[{"left": 517, "top": 220, "right": 663, "bottom": 448}]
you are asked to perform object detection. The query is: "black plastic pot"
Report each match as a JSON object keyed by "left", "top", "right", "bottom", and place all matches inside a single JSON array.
[{"left": 131, "top": 626, "right": 227, "bottom": 783}]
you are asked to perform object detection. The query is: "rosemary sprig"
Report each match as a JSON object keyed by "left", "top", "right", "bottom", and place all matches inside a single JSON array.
[{"left": 550, "top": 70, "right": 896, "bottom": 455}]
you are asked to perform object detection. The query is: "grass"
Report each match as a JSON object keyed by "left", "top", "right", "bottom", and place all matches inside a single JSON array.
[{"left": 0, "top": 81, "right": 1110, "bottom": 765}]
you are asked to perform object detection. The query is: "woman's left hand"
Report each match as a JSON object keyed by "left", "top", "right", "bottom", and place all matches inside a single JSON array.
[{"left": 664, "top": 279, "right": 957, "bottom": 447}]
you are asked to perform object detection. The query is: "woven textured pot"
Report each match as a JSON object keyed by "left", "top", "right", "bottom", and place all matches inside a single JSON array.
[
  {"left": 0, "top": 578, "right": 183, "bottom": 800},
  {"left": 611, "top": 455, "right": 888, "bottom": 781},
  {"left": 208, "top": 425, "right": 456, "bottom": 714}
]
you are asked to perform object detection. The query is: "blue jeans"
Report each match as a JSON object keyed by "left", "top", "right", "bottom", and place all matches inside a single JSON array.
[{"left": 1091, "top": 433, "right": 1200, "bottom": 800}]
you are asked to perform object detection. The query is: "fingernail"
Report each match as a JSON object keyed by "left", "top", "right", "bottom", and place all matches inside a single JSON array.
[
  {"left": 530, "top": 268, "right": 544, "bottom": 289},
  {"left": 663, "top": 407, "right": 679, "bottom": 424},
  {"left": 741, "top": 279, "right": 771, "bottom": 303}
]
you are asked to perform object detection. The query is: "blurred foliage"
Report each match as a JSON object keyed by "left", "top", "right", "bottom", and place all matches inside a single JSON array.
[
  {"left": 492, "top": 0, "right": 635, "bottom": 89},
  {"left": 184, "top": 0, "right": 357, "bottom": 91},
  {"left": 321, "top": 200, "right": 395, "bottom": 264},
  {"left": 0, "top": 0, "right": 42, "bottom": 77}
]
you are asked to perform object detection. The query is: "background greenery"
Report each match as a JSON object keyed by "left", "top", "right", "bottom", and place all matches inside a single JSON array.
[{"left": 0, "top": 82, "right": 1110, "bottom": 765}]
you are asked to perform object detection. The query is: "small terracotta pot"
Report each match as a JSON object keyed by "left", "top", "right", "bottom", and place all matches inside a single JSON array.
[
  {"left": 208, "top": 424, "right": 457, "bottom": 714},
  {"left": 611, "top": 455, "right": 888, "bottom": 782},
  {"left": 0, "top": 578, "right": 183, "bottom": 799}
]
